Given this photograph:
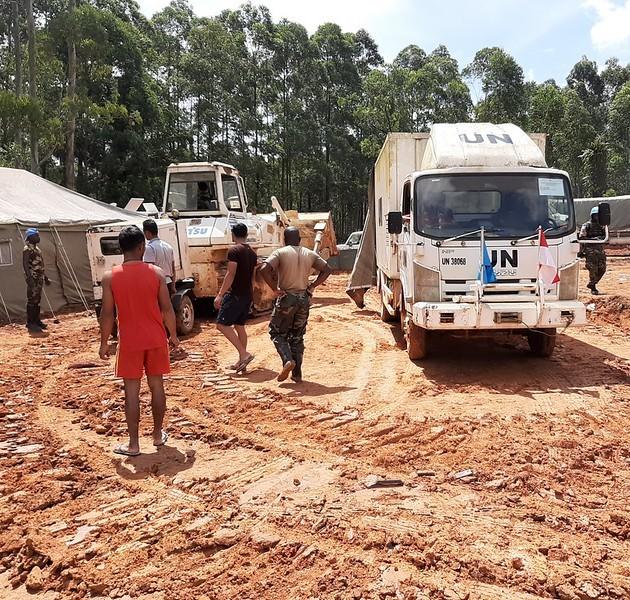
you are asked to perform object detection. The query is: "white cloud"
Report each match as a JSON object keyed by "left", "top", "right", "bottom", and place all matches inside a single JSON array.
[{"left": 584, "top": 0, "right": 630, "bottom": 50}]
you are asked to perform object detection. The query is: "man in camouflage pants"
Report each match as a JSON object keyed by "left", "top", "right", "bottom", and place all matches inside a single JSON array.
[
  {"left": 579, "top": 207, "right": 607, "bottom": 295},
  {"left": 22, "top": 228, "right": 50, "bottom": 333},
  {"left": 260, "top": 227, "right": 331, "bottom": 383}
]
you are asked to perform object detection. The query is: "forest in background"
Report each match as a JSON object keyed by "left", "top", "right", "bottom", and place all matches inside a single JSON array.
[{"left": 2, "top": 0, "right": 630, "bottom": 237}]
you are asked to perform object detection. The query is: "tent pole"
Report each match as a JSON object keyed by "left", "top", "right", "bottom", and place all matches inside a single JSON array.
[{"left": 0, "top": 289, "right": 12, "bottom": 324}]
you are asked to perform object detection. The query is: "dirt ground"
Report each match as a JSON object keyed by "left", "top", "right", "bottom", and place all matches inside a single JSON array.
[{"left": 1, "top": 258, "right": 630, "bottom": 600}]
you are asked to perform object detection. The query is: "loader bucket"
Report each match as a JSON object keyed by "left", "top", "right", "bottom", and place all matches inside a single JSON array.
[{"left": 284, "top": 210, "right": 338, "bottom": 259}]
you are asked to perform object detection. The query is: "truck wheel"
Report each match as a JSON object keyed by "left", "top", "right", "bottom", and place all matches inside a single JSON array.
[
  {"left": 527, "top": 328, "right": 556, "bottom": 357},
  {"left": 380, "top": 289, "right": 396, "bottom": 322},
  {"left": 400, "top": 300, "right": 428, "bottom": 360},
  {"left": 176, "top": 295, "right": 195, "bottom": 336}
]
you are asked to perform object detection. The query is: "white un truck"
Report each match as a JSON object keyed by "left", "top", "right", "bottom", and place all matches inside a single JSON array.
[{"left": 349, "top": 123, "right": 603, "bottom": 359}]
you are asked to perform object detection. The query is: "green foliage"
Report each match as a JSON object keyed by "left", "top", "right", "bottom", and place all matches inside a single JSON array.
[{"left": 463, "top": 47, "right": 526, "bottom": 125}]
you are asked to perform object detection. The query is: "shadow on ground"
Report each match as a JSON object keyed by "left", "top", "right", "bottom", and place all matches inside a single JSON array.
[
  {"left": 114, "top": 446, "right": 196, "bottom": 481},
  {"left": 396, "top": 329, "right": 628, "bottom": 398}
]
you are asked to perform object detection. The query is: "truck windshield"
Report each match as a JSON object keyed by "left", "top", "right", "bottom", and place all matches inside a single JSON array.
[
  {"left": 166, "top": 172, "right": 220, "bottom": 213},
  {"left": 414, "top": 174, "right": 574, "bottom": 239}
]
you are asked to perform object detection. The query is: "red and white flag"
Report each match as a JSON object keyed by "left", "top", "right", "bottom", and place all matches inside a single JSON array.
[{"left": 538, "top": 229, "right": 560, "bottom": 285}]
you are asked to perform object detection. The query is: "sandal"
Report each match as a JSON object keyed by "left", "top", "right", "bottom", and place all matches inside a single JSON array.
[
  {"left": 235, "top": 354, "right": 255, "bottom": 373},
  {"left": 114, "top": 444, "right": 140, "bottom": 457},
  {"left": 153, "top": 430, "right": 169, "bottom": 447}
]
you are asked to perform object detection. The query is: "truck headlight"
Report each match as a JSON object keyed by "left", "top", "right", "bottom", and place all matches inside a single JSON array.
[
  {"left": 414, "top": 262, "right": 440, "bottom": 302},
  {"left": 559, "top": 261, "right": 579, "bottom": 300}
]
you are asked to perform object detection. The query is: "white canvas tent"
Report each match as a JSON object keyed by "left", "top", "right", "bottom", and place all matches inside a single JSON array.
[{"left": 0, "top": 168, "right": 139, "bottom": 322}]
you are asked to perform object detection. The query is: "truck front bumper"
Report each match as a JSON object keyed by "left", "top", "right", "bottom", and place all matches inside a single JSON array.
[{"left": 412, "top": 300, "right": 586, "bottom": 330}]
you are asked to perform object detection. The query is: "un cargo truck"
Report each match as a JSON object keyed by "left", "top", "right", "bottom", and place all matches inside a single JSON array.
[{"left": 351, "top": 123, "right": 603, "bottom": 359}]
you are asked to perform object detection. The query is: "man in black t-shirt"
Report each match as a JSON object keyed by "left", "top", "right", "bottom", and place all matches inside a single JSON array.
[{"left": 215, "top": 223, "right": 258, "bottom": 372}]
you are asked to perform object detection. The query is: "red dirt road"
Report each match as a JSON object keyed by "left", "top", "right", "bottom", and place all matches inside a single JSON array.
[{"left": 1, "top": 261, "right": 630, "bottom": 599}]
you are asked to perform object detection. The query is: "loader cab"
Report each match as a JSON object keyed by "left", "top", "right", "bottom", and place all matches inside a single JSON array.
[{"left": 163, "top": 162, "right": 248, "bottom": 218}]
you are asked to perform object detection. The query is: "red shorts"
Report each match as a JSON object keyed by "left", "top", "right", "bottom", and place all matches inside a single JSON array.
[{"left": 115, "top": 345, "right": 170, "bottom": 379}]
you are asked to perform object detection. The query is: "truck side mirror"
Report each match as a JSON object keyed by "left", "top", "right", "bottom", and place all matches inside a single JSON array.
[
  {"left": 387, "top": 211, "right": 403, "bottom": 235},
  {"left": 598, "top": 202, "right": 611, "bottom": 226}
]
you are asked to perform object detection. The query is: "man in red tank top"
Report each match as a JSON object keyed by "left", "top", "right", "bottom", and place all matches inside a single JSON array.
[{"left": 99, "top": 225, "right": 179, "bottom": 456}]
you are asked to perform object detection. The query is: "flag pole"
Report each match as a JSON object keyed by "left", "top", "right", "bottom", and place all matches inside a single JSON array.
[
  {"left": 479, "top": 226, "right": 485, "bottom": 285},
  {"left": 537, "top": 225, "right": 544, "bottom": 319}
]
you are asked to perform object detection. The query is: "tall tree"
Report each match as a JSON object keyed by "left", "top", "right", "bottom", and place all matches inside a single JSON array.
[
  {"left": 12, "top": 0, "right": 23, "bottom": 166},
  {"left": 555, "top": 89, "right": 596, "bottom": 197},
  {"left": 528, "top": 82, "right": 566, "bottom": 166},
  {"left": 26, "top": 0, "right": 39, "bottom": 172},
  {"left": 64, "top": 0, "right": 77, "bottom": 189},
  {"left": 607, "top": 81, "right": 630, "bottom": 194},
  {"left": 463, "top": 47, "right": 526, "bottom": 125}
]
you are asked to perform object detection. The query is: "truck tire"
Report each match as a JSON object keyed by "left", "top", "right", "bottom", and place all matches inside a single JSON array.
[
  {"left": 527, "top": 328, "right": 556, "bottom": 357},
  {"left": 175, "top": 295, "right": 195, "bottom": 336},
  {"left": 400, "top": 300, "right": 428, "bottom": 360}
]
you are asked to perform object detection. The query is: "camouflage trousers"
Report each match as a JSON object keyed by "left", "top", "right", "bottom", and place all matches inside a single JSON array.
[
  {"left": 269, "top": 292, "right": 310, "bottom": 366},
  {"left": 585, "top": 251, "right": 606, "bottom": 287},
  {"left": 26, "top": 277, "right": 43, "bottom": 308}
]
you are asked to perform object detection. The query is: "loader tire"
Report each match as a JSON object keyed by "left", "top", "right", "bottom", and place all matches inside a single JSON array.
[
  {"left": 527, "top": 328, "right": 556, "bottom": 357},
  {"left": 175, "top": 295, "right": 195, "bottom": 336}
]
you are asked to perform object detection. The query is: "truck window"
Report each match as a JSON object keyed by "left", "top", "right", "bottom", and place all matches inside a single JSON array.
[
  {"left": 222, "top": 175, "right": 243, "bottom": 212},
  {"left": 100, "top": 237, "right": 121, "bottom": 255},
  {"left": 414, "top": 174, "right": 574, "bottom": 239},
  {"left": 378, "top": 197, "right": 383, "bottom": 226},
  {"left": 166, "top": 172, "right": 219, "bottom": 213},
  {"left": 402, "top": 182, "right": 411, "bottom": 216}
]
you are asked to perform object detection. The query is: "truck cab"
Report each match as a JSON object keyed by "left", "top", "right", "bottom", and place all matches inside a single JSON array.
[
  {"left": 162, "top": 161, "right": 282, "bottom": 316},
  {"left": 164, "top": 162, "right": 251, "bottom": 244}
]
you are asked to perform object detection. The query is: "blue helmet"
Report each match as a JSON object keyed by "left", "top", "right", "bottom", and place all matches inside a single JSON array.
[
  {"left": 24, "top": 227, "right": 39, "bottom": 240},
  {"left": 590, "top": 207, "right": 599, "bottom": 217}
]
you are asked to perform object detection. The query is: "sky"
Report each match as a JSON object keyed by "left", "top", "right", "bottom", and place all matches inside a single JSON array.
[{"left": 136, "top": 0, "right": 630, "bottom": 90}]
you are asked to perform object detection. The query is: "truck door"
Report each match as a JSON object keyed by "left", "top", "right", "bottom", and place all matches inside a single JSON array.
[
  {"left": 398, "top": 180, "right": 413, "bottom": 308},
  {"left": 221, "top": 174, "right": 245, "bottom": 214}
]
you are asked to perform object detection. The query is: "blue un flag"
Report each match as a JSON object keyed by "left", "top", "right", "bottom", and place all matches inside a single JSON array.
[{"left": 479, "top": 241, "right": 497, "bottom": 284}]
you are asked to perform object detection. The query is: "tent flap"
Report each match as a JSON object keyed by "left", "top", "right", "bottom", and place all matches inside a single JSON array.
[{"left": 346, "top": 169, "right": 377, "bottom": 307}]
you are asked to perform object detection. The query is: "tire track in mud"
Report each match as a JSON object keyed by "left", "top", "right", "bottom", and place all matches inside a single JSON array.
[
  {"left": 315, "top": 306, "right": 387, "bottom": 411},
  {"left": 34, "top": 339, "right": 612, "bottom": 594},
  {"left": 5, "top": 275, "right": 630, "bottom": 599},
  {"left": 26, "top": 371, "right": 486, "bottom": 599}
]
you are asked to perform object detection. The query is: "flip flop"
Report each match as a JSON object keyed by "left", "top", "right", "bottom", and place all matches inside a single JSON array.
[
  {"left": 153, "top": 431, "right": 169, "bottom": 447},
  {"left": 235, "top": 354, "right": 255, "bottom": 373},
  {"left": 114, "top": 445, "right": 140, "bottom": 457}
]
